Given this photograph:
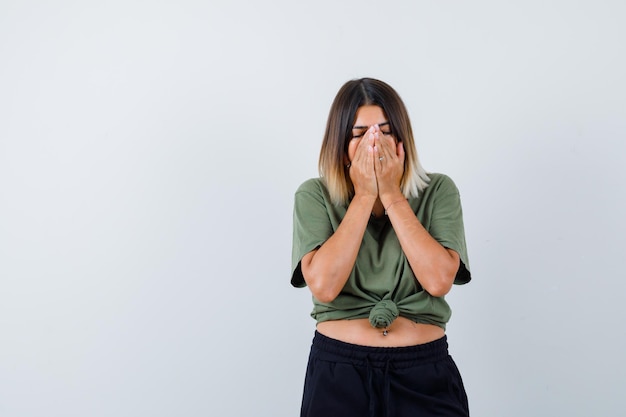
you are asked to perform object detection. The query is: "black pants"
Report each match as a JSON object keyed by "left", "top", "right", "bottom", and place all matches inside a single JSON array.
[{"left": 300, "top": 331, "right": 469, "bottom": 417}]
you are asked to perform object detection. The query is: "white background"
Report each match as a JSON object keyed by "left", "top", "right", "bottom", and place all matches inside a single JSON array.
[{"left": 1, "top": 1, "right": 625, "bottom": 416}]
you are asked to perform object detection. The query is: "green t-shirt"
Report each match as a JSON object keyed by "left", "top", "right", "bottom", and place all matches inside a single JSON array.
[{"left": 291, "top": 173, "right": 471, "bottom": 330}]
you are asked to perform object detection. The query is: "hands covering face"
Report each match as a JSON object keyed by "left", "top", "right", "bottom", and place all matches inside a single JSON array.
[{"left": 348, "top": 124, "right": 405, "bottom": 201}]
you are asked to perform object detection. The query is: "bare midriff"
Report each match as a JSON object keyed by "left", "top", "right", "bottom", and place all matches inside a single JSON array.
[{"left": 316, "top": 317, "right": 445, "bottom": 347}]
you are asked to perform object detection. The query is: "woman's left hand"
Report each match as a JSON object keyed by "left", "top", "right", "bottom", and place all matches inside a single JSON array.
[{"left": 373, "top": 125, "right": 405, "bottom": 204}]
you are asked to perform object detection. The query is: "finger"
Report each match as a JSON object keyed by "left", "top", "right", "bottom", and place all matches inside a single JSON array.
[
  {"left": 397, "top": 141, "right": 405, "bottom": 160},
  {"left": 365, "top": 125, "right": 378, "bottom": 144},
  {"left": 365, "top": 143, "right": 376, "bottom": 175},
  {"left": 353, "top": 137, "right": 373, "bottom": 167},
  {"left": 357, "top": 127, "right": 376, "bottom": 154},
  {"left": 373, "top": 141, "right": 382, "bottom": 164},
  {"left": 365, "top": 128, "right": 381, "bottom": 163},
  {"left": 376, "top": 125, "right": 395, "bottom": 150},
  {"left": 378, "top": 136, "right": 393, "bottom": 158},
  {"left": 350, "top": 138, "right": 362, "bottom": 162},
  {"left": 353, "top": 138, "right": 371, "bottom": 164},
  {"left": 382, "top": 131, "right": 397, "bottom": 154},
  {"left": 374, "top": 133, "right": 393, "bottom": 163}
]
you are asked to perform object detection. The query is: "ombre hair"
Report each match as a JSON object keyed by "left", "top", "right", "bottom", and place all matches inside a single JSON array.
[{"left": 319, "top": 78, "right": 430, "bottom": 205}]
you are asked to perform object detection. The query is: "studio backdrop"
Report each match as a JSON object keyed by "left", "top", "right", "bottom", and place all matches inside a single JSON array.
[{"left": 1, "top": 1, "right": 625, "bottom": 416}]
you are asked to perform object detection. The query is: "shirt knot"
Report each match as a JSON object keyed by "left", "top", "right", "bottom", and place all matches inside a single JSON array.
[{"left": 368, "top": 300, "right": 398, "bottom": 328}]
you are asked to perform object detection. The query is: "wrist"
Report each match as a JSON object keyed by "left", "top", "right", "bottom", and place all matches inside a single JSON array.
[
  {"left": 379, "top": 191, "right": 405, "bottom": 208},
  {"left": 352, "top": 193, "right": 377, "bottom": 209},
  {"left": 384, "top": 198, "right": 407, "bottom": 215}
]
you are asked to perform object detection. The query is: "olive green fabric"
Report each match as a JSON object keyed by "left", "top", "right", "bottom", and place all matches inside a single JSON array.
[{"left": 291, "top": 173, "right": 471, "bottom": 330}]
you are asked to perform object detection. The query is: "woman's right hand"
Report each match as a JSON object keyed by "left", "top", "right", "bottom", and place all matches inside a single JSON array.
[{"left": 348, "top": 127, "right": 378, "bottom": 199}]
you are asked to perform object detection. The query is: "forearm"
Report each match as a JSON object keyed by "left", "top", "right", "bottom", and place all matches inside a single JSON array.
[
  {"left": 383, "top": 194, "right": 459, "bottom": 297},
  {"left": 301, "top": 194, "right": 376, "bottom": 303}
]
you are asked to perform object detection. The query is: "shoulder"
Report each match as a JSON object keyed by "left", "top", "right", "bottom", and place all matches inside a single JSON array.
[
  {"left": 294, "top": 178, "right": 333, "bottom": 209},
  {"left": 424, "top": 173, "right": 460, "bottom": 196},
  {"left": 295, "top": 177, "right": 328, "bottom": 196}
]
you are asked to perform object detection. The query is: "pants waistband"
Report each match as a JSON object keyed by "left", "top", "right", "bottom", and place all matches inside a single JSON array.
[{"left": 311, "top": 330, "right": 449, "bottom": 368}]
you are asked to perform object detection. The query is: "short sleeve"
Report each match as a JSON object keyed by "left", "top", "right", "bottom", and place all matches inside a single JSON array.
[
  {"left": 427, "top": 176, "right": 472, "bottom": 285},
  {"left": 290, "top": 179, "right": 335, "bottom": 288}
]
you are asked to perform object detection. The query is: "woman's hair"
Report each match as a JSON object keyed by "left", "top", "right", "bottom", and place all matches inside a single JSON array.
[{"left": 319, "top": 78, "right": 430, "bottom": 205}]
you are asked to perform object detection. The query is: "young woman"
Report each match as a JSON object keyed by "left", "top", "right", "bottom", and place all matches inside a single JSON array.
[{"left": 291, "top": 78, "right": 472, "bottom": 417}]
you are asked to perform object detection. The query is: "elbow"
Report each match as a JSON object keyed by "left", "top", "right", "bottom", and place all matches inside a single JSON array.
[
  {"left": 422, "top": 271, "right": 455, "bottom": 298},
  {"left": 314, "top": 293, "right": 338, "bottom": 304},
  {"left": 422, "top": 251, "right": 459, "bottom": 297},
  {"left": 300, "top": 253, "right": 340, "bottom": 303},
  {"left": 301, "top": 256, "right": 345, "bottom": 303},
  {"left": 304, "top": 270, "right": 343, "bottom": 303},
  {"left": 308, "top": 281, "right": 340, "bottom": 304},
  {"left": 424, "top": 283, "right": 452, "bottom": 298}
]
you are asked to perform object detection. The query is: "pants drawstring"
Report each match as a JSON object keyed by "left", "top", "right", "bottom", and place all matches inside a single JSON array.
[
  {"left": 383, "top": 358, "right": 391, "bottom": 417},
  {"left": 366, "top": 355, "right": 393, "bottom": 417},
  {"left": 366, "top": 356, "right": 376, "bottom": 417}
]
